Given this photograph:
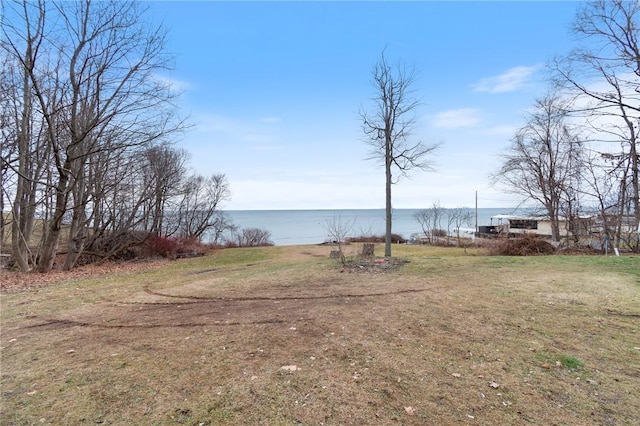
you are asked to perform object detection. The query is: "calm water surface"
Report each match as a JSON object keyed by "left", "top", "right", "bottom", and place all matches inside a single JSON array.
[{"left": 223, "top": 208, "right": 522, "bottom": 246}]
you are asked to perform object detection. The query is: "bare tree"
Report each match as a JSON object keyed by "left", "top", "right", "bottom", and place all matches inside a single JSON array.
[
  {"left": 1, "top": 2, "right": 51, "bottom": 271},
  {"left": 553, "top": 0, "right": 640, "bottom": 250},
  {"left": 59, "top": 144, "right": 185, "bottom": 269},
  {"left": 207, "top": 211, "right": 235, "bottom": 247},
  {"left": 492, "top": 92, "right": 584, "bottom": 243},
  {"left": 360, "top": 52, "right": 439, "bottom": 257},
  {"left": 448, "top": 207, "right": 474, "bottom": 245},
  {"left": 414, "top": 201, "right": 445, "bottom": 244},
  {"left": 323, "top": 214, "right": 356, "bottom": 265},
  {"left": 581, "top": 150, "right": 631, "bottom": 251},
  {"left": 176, "top": 174, "right": 231, "bottom": 241},
  {"left": 2, "top": 1, "right": 185, "bottom": 271},
  {"left": 414, "top": 208, "right": 435, "bottom": 244},
  {"left": 142, "top": 145, "right": 189, "bottom": 238}
]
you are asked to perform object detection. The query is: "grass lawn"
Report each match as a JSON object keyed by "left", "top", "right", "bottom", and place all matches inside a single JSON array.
[{"left": 1, "top": 244, "right": 639, "bottom": 425}]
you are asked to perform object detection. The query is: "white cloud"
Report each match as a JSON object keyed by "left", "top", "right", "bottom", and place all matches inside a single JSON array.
[
  {"left": 472, "top": 65, "right": 540, "bottom": 93},
  {"left": 430, "top": 108, "right": 483, "bottom": 129}
]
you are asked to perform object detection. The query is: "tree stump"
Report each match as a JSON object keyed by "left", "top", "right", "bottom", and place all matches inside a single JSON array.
[{"left": 362, "top": 243, "right": 375, "bottom": 257}]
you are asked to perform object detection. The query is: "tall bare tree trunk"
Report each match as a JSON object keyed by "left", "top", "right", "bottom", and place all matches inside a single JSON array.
[
  {"left": 63, "top": 167, "right": 88, "bottom": 271},
  {"left": 385, "top": 153, "right": 392, "bottom": 257},
  {"left": 361, "top": 52, "right": 438, "bottom": 258},
  {"left": 11, "top": 42, "right": 35, "bottom": 271},
  {"left": 37, "top": 163, "right": 70, "bottom": 272},
  {"left": 629, "top": 130, "right": 639, "bottom": 250}
]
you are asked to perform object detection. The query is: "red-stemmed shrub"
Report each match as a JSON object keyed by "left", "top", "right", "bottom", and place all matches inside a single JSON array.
[{"left": 147, "top": 235, "right": 180, "bottom": 258}]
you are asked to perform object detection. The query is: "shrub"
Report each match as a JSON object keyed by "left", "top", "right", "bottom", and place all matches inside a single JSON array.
[
  {"left": 147, "top": 235, "right": 180, "bottom": 257},
  {"left": 146, "top": 236, "right": 210, "bottom": 258},
  {"left": 224, "top": 227, "right": 274, "bottom": 248},
  {"left": 432, "top": 229, "right": 447, "bottom": 237},
  {"left": 347, "top": 233, "right": 407, "bottom": 244},
  {"left": 242, "top": 228, "right": 274, "bottom": 246},
  {"left": 176, "top": 237, "right": 208, "bottom": 254},
  {"left": 82, "top": 230, "right": 150, "bottom": 263},
  {"left": 346, "top": 235, "right": 377, "bottom": 243},
  {"left": 490, "top": 234, "right": 556, "bottom": 256}
]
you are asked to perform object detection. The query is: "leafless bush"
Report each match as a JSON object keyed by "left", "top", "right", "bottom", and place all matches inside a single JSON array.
[
  {"left": 224, "top": 227, "right": 274, "bottom": 248},
  {"left": 146, "top": 236, "right": 211, "bottom": 258},
  {"left": 432, "top": 229, "right": 447, "bottom": 237},
  {"left": 81, "top": 230, "right": 151, "bottom": 263},
  {"left": 323, "top": 215, "right": 356, "bottom": 265}
]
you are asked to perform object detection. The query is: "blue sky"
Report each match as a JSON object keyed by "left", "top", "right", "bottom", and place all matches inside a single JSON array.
[{"left": 148, "top": 1, "right": 581, "bottom": 210}]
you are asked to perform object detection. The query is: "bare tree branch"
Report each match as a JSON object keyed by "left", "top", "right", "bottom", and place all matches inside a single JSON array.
[{"left": 360, "top": 51, "right": 439, "bottom": 257}]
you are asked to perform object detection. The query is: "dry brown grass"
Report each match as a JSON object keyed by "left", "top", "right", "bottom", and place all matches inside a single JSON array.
[{"left": 1, "top": 244, "right": 639, "bottom": 425}]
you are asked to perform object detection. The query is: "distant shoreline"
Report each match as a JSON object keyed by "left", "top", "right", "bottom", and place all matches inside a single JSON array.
[{"left": 222, "top": 208, "right": 528, "bottom": 246}]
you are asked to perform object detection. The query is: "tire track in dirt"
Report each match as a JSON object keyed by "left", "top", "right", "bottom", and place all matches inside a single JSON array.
[
  {"left": 141, "top": 285, "right": 428, "bottom": 302},
  {"left": 17, "top": 285, "right": 432, "bottom": 332},
  {"left": 23, "top": 317, "right": 285, "bottom": 330}
]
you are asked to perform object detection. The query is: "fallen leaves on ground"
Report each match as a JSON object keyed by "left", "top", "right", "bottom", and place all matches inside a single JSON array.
[{"left": 0, "top": 259, "right": 169, "bottom": 291}]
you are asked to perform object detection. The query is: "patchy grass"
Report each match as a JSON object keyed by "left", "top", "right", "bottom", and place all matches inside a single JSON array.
[
  {"left": 559, "top": 355, "right": 585, "bottom": 371},
  {"left": 1, "top": 245, "right": 639, "bottom": 425}
]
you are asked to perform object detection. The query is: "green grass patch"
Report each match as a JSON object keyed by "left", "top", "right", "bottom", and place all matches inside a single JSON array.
[{"left": 559, "top": 354, "right": 584, "bottom": 370}]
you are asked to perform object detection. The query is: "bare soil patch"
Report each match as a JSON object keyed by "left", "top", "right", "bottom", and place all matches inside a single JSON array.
[{"left": 340, "top": 256, "right": 410, "bottom": 273}]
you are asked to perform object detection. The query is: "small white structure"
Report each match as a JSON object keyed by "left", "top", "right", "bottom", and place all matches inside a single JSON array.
[{"left": 481, "top": 214, "right": 594, "bottom": 239}]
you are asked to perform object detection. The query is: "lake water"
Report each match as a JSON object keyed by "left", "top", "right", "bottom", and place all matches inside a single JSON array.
[{"left": 223, "top": 208, "right": 524, "bottom": 246}]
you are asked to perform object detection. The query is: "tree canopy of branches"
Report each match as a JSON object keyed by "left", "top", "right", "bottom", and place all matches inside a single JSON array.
[
  {"left": 552, "top": 0, "right": 640, "bottom": 250},
  {"left": 360, "top": 52, "right": 438, "bottom": 257},
  {"left": 175, "top": 174, "right": 231, "bottom": 241},
  {"left": 323, "top": 214, "right": 356, "bottom": 265},
  {"left": 414, "top": 201, "right": 445, "bottom": 244},
  {"left": 493, "top": 93, "right": 583, "bottom": 243},
  {"left": 414, "top": 203, "right": 473, "bottom": 245},
  {"left": 1, "top": 1, "right": 228, "bottom": 271}
]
